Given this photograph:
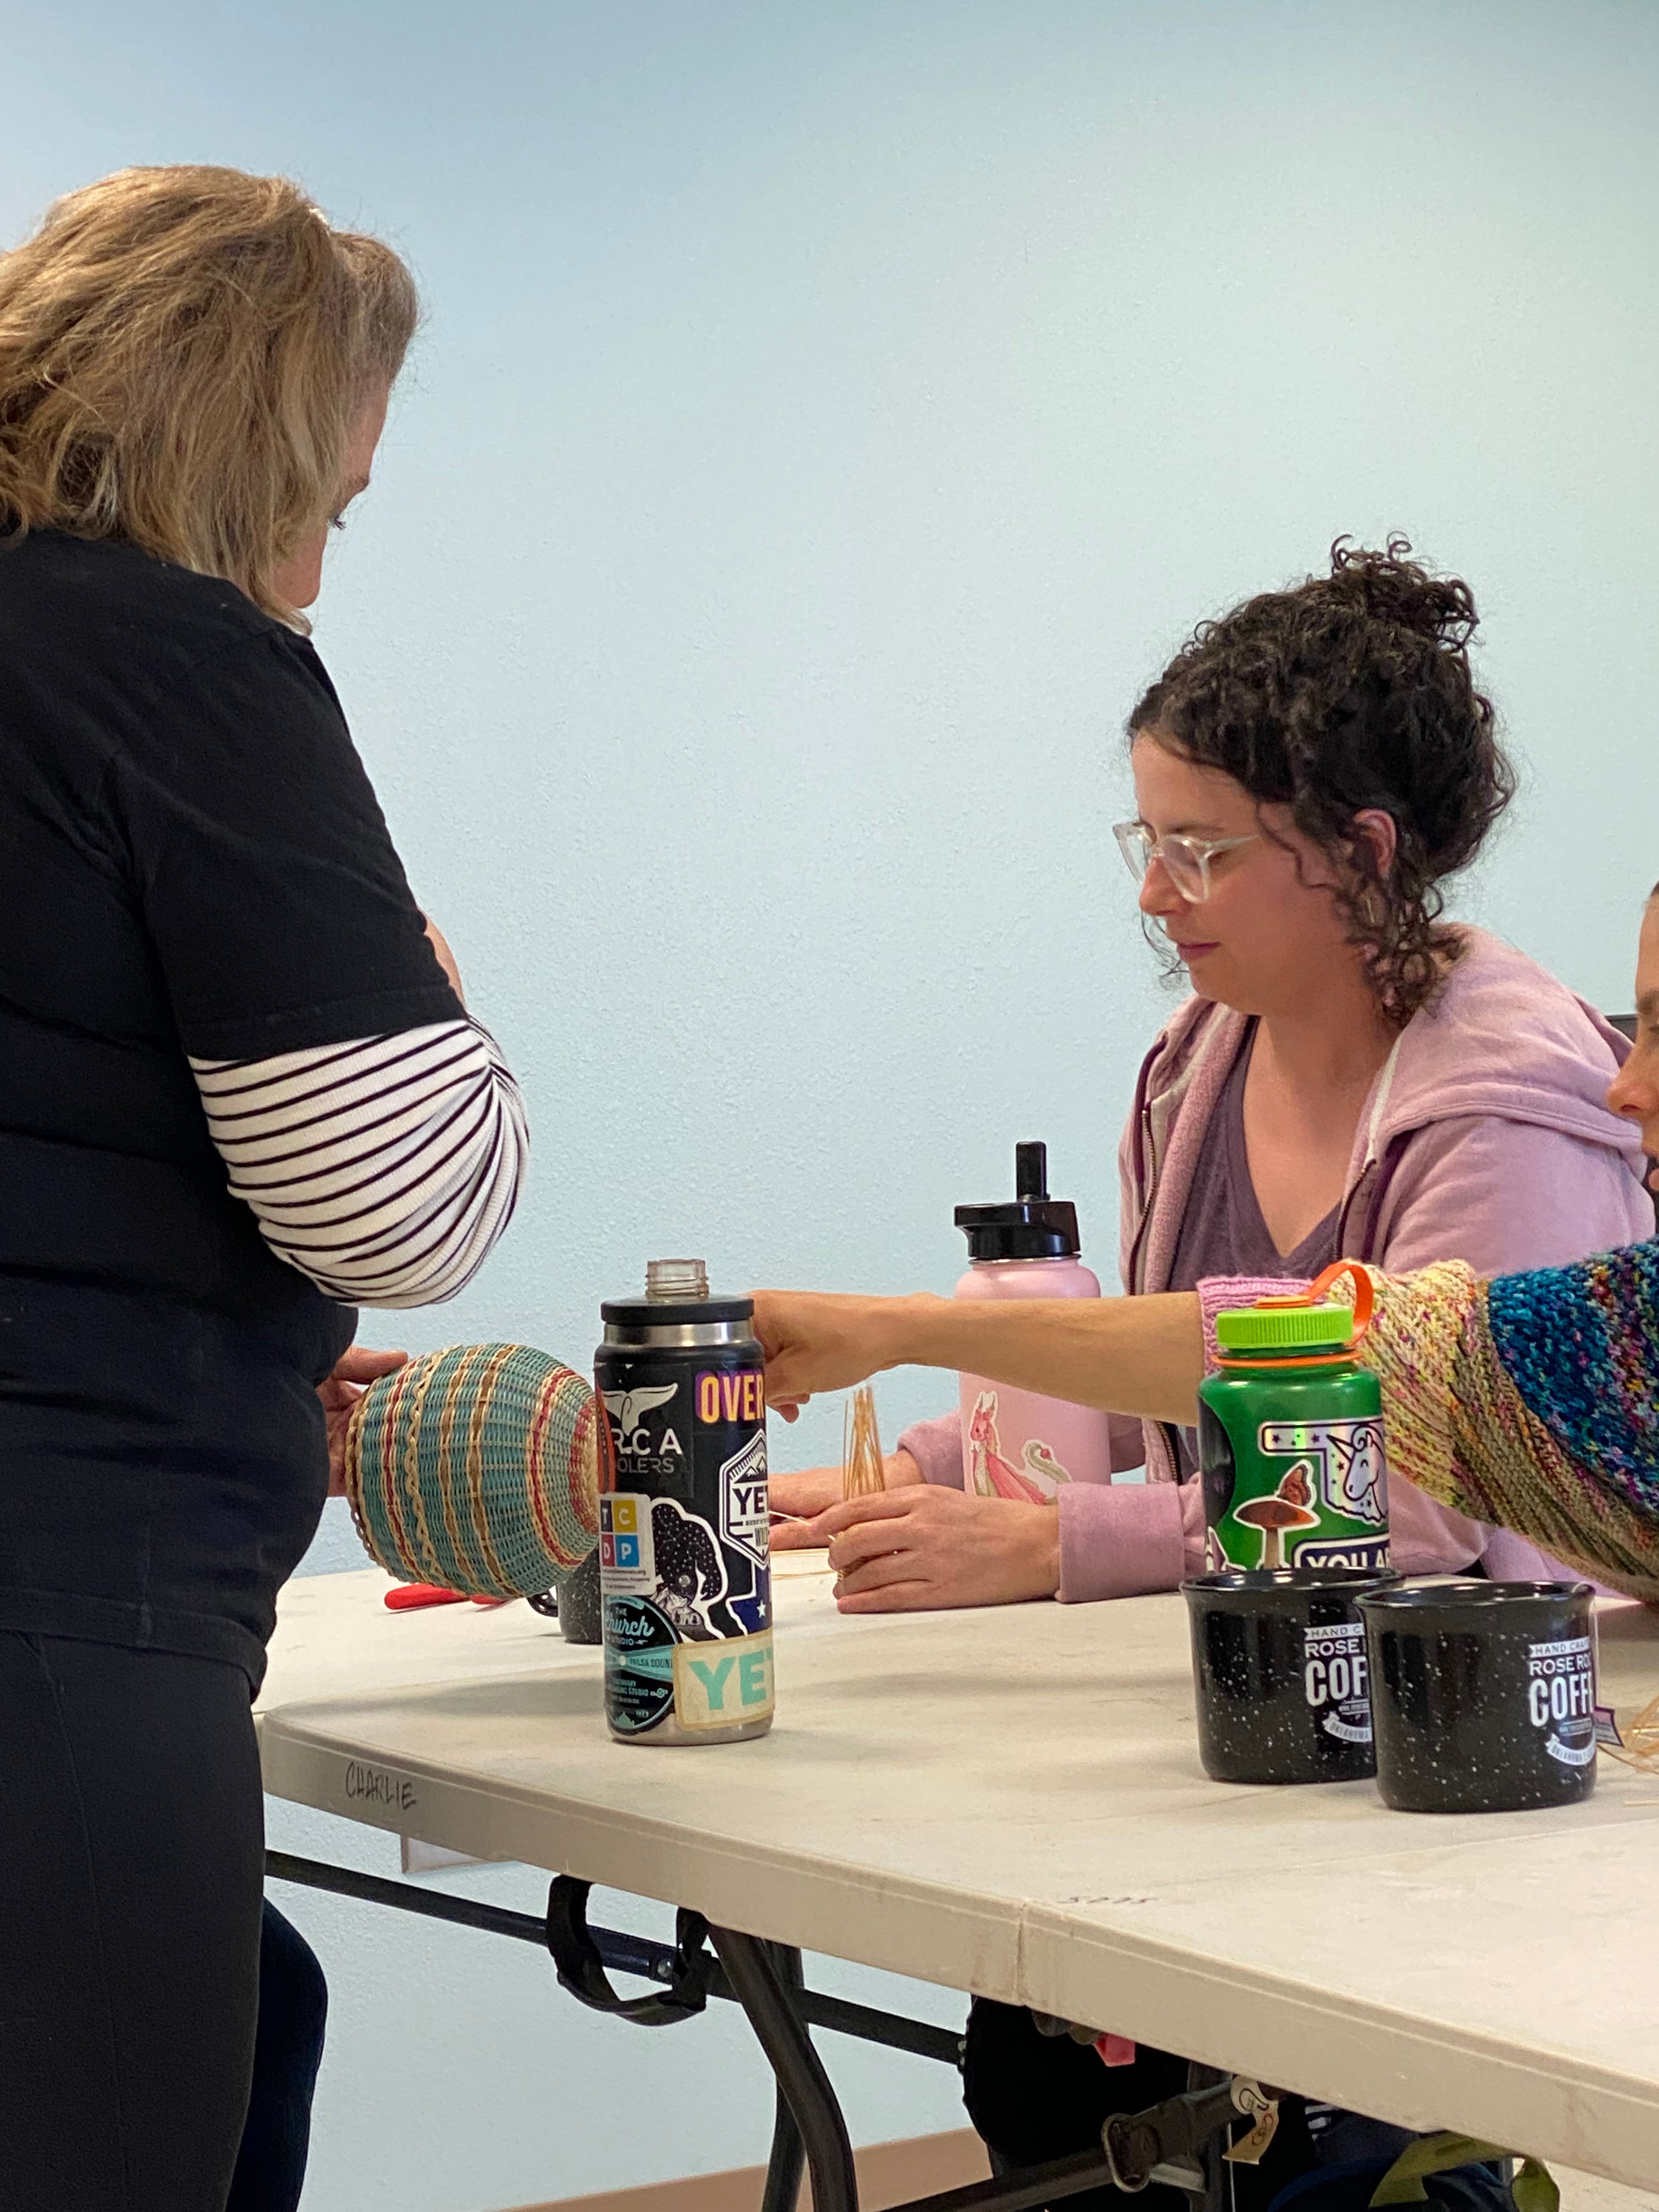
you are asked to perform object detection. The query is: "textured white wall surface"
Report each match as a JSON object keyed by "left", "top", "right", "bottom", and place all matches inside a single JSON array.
[{"left": 7, "top": 3, "right": 1659, "bottom": 2203}]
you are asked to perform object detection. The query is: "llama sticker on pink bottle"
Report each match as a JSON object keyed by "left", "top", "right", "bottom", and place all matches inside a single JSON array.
[{"left": 953, "top": 1143, "right": 1114, "bottom": 1499}]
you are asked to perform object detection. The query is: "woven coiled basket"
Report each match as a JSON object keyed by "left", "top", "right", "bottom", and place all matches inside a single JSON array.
[{"left": 343, "top": 1344, "right": 600, "bottom": 1598}]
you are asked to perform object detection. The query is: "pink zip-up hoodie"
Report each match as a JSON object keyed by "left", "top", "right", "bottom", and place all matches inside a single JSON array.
[{"left": 898, "top": 927, "right": 1653, "bottom": 1602}]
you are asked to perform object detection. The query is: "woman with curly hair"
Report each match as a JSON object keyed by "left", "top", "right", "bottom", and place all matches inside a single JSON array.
[
  {"left": 754, "top": 880, "right": 1659, "bottom": 2208},
  {"left": 769, "top": 541, "right": 1652, "bottom": 1612}
]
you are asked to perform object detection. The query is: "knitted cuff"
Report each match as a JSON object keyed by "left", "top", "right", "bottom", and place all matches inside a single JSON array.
[
  {"left": 1353, "top": 1261, "right": 1479, "bottom": 1515},
  {"left": 1195, "top": 1276, "right": 1308, "bottom": 1372}
]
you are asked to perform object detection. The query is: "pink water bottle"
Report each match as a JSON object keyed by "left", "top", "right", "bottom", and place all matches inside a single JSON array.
[{"left": 954, "top": 1142, "right": 1114, "bottom": 1499}]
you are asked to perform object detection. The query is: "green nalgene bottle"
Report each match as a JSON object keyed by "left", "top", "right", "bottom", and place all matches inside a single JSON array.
[{"left": 1198, "top": 1278, "right": 1389, "bottom": 1575}]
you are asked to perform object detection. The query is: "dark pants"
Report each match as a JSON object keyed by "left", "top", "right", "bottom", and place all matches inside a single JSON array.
[
  {"left": 0, "top": 1630, "right": 265, "bottom": 2211},
  {"left": 962, "top": 2000, "right": 1316, "bottom": 2212},
  {"left": 0, "top": 1631, "right": 328, "bottom": 2212},
  {"left": 230, "top": 1903, "right": 328, "bottom": 2212}
]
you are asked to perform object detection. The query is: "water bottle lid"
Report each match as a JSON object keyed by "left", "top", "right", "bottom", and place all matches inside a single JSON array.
[
  {"left": 1215, "top": 1301, "right": 1356, "bottom": 1353},
  {"left": 954, "top": 1139, "right": 1081, "bottom": 1262},
  {"left": 601, "top": 1261, "right": 753, "bottom": 1327}
]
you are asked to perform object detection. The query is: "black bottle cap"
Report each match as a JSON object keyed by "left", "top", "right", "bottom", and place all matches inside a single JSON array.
[
  {"left": 600, "top": 1296, "right": 754, "bottom": 1325},
  {"left": 953, "top": 1139, "right": 1081, "bottom": 1262}
]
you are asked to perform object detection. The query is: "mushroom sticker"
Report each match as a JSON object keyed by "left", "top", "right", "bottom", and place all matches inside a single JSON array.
[{"left": 1231, "top": 1460, "right": 1320, "bottom": 1570}]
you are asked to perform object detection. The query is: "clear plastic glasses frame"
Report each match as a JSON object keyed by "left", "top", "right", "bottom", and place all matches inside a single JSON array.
[{"left": 1113, "top": 820, "right": 1257, "bottom": 904}]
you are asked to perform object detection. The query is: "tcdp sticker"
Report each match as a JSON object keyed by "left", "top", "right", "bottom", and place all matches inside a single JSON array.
[{"left": 598, "top": 1493, "right": 656, "bottom": 1595}]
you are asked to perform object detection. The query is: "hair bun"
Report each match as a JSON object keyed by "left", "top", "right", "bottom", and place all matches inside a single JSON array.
[
  {"left": 343, "top": 1344, "right": 600, "bottom": 1597},
  {"left": 1127, "top": 531, "right": 1513, "bottom": 1028},
  {"left": 1328, "top": 534, "right": 1479, "bottom": 652}
]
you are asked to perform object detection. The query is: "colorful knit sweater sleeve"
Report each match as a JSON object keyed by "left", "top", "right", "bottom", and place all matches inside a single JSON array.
[{"left": 1357, "top": 1241, "right": 1659, "bottom": 1601}]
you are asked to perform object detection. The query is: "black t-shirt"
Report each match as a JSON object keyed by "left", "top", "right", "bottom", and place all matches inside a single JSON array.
[{"left": 0, "top": 530, "right": 464, "bottom": 1684}]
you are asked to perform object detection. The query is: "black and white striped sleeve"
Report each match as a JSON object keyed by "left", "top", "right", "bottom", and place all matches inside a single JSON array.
[{"left": 190, "top": 1018, "right": 529, "bottom": 1308}]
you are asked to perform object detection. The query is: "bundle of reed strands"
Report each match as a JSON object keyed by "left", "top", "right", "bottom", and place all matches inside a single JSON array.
[
  {"left": 1600, "top": 1689, "right": 1659, "bottom": 1773},
  {"left": 841, "top": 1384, "right": 887, "bottom": 1501}
]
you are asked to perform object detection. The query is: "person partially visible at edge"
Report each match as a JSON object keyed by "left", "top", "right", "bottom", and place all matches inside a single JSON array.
[
  {"left": 769, "top": 541, "right": 1652, "bottom": 1611},
  {"left": 751, "top": 876, "right": 1659, "bottom": 1598},
  {"left": 0, "top": 168, "right": 527, "bottom": 2212}
]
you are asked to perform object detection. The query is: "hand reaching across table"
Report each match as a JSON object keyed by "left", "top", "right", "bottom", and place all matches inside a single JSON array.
[
  {"left": 752, "top": 1289, "right": 943, "bottom": 1417},
  {"left": 752, "top": 1284, "right": 1205, "bottom": 1429}
]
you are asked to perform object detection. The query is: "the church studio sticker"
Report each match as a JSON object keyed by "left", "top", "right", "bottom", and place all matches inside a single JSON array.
[{"left": 1528, "top": 1634, "right": 1595, "bottom": 1768}]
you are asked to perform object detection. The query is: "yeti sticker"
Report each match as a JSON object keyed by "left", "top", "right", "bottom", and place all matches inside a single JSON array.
[{"left": 720, "top": 1429, "right": 770, "bottom": 1568}]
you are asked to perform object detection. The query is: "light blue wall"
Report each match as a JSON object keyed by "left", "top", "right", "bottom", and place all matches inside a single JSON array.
[{"left": 8, "top": 3, "right": 1659, "bottom": 2203}]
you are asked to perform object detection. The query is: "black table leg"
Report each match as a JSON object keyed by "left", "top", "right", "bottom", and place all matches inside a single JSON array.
[
  {"left": 760, "top": 1945, "right": 808, "bottom": 2212},
  {"left": 712, "top": 1926, "right": 860, "bottom": 2212}
]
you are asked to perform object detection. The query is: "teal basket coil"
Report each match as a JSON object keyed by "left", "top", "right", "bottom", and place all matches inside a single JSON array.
[{"left": 343, "top": 1343, "right": 600, "bottom": 1598}]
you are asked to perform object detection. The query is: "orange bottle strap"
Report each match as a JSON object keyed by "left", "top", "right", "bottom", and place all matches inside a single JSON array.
[{"left": 1252, "top": 1259, "right": 1377, "bottom": 1350}]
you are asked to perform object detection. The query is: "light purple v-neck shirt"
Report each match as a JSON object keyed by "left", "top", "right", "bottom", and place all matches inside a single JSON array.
[{"left": 1164, "top": 1023, "right": 1336, "bottom": 1474}]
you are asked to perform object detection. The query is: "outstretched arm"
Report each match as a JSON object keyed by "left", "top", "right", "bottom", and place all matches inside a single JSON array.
[
  {"left": 757, "top": 1248, "right": 1659, "bottom": 1606},
  {"left": 753, "top": 1288, "right": 1206, "bottom": 1427}
]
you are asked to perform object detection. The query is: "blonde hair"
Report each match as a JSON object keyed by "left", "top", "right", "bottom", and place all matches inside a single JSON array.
[{"left": 0, "top": 165, "right": 418, "bottom": 624}]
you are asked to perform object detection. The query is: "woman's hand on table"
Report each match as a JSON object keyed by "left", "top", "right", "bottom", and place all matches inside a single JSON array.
[
  {"left": 318, "top": 1345, "right": 408, "bottom": 1496},
  {"left": 752, "top": 1289, "right": 941, "bottom": 1417},
  {"left": 769, "top": 1450, "right": 924, "bottom": 1547},
  {"left": 812, "top": 1486, "right": 1060, "bottom": 1611}
]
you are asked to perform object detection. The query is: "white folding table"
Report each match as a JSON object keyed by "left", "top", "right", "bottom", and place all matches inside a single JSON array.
[{"left": 256, "top": 1564, "right": 1659, "bottom": 2208}]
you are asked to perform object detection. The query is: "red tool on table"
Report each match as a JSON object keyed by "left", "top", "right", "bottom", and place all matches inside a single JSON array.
[{"left": 383, "top": 1584, "right": 509, "bottom": 1612}]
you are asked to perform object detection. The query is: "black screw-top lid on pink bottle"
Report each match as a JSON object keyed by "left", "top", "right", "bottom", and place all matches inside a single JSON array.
[{"left": 954, "top": 1140, "right": 1082, "bottom": 1263}]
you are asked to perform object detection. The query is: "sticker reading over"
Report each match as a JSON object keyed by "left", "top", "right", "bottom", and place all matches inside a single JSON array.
[{"left": 696, "top": 1369, "right": 765, "bottom": 1425}]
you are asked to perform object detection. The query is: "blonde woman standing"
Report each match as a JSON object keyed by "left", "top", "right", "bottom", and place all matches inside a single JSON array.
[{"left": 0, "top": 170, "right": 527, "bottom": 2209}]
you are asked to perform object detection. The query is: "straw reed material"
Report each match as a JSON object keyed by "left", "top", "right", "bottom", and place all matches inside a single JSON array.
[
  {"left": 344, "top": 1344, "right": 600, "bottom": 1596},
  {"left": 842, "top": 1384, "right": 887, "bottom": 1501}
]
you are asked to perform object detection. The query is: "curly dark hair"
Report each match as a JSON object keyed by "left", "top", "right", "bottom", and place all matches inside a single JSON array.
[{"left": 1128, "top": 537, "right": 1515, "bottom": 1026}]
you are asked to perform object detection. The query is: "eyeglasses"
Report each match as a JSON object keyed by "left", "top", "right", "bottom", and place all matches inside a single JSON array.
[{"left": 1113, "top": 820, "right": 1257, "bottom": 904}]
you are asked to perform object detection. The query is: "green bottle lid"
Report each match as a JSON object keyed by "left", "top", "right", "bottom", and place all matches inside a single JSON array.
[{"left": 1214, "top": 1300, "right": 1355, "bottom": 1353}]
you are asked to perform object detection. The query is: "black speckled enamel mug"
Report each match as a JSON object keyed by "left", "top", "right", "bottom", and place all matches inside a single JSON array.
[
  {"left": 1358, "top": 1579, "right": 1598, "bottom": 1813},
  {"left": 1183, "top": 1568, "right": 1400, "bottom": 1785},
  {"left": 556, "top": 1548, "right": 603, "bottom": 1644}
]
